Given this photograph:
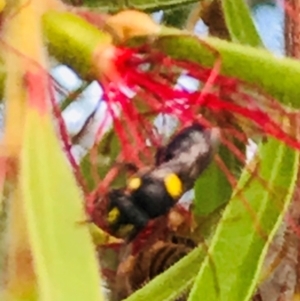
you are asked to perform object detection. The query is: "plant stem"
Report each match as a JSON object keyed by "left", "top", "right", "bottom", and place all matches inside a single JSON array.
[
  {"left": 42, "top": 10, "right": 300, "bottom": 108},
  {"left": 43, "top": 11, "right": 112, "bottom": 79},
  {"left": 154, "top": 31, "right": 300, "bottom": 107}
]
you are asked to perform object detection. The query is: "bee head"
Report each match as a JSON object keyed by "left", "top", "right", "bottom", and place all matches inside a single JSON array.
[{"left": 106, "top": 189, "right": 149, "bottom": 240}]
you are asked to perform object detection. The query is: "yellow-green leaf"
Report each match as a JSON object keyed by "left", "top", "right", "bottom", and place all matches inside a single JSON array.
[
  {"left": 188, "top": 138, "right": 299, "bottom": 301},
  {"left": 20, "top": 109, "right": 103, "bottom": 301}
]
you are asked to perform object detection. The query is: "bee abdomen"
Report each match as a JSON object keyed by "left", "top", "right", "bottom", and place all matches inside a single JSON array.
[
  {"left": 148, "top": 243, "right": 189, "bottom": 278},
  {"left": 127, "top": 240, "right": 194, "bottom": 294},
  {"left": 171, "top": 235, "right": 197, "bottom": 248}
]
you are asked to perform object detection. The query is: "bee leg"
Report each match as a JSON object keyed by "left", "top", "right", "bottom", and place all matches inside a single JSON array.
[
  {"left": 86, "top": 164, "right": 126, "bottom": 212},
  {"left": 125, "top": 212, "right": 149, "bottom": 243},
  {"left": 111, "top": 160, "right": 140, "bottom": 176},
  {"left": 130, "top": 217, "right": 170, "bottom": 255},
  {"left": 154, "top": 146, "right": 166, "bottom": 166},
  {"left": 123, "top": 162, "right": 139, "bottom": 174},
  {"left": 99, "top": 241, "right": 124, "bottom": 251},
  {"left": 126, "top": 226, "right": 143, "bottom": 243},
  {"left": 167, "top": 205, "right": 196, "bottom": 233},
  {"left": 100, "top": 267, "right": 117, "bottom": 282}
]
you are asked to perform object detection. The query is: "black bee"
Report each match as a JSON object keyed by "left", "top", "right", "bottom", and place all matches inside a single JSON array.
[{"left": 103, "top": 123, "right": 220, "bottom": 241}]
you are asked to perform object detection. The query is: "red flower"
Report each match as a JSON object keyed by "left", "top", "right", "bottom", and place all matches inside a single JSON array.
[
  {"left": 89, "top": 38, "right": 300, "bottom": 250},
  {"left": 96, "top": 41, "right": 300, "bottom": 160}
]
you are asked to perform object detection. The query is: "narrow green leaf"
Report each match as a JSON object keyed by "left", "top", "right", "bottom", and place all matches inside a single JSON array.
[
  {"left": 20, "top": 109, "right": 103, "bottom": 301},
  {"left": 194, "top": 161, "right": 231, "bottom": 216},
  {"left": 123, "top": 245, "right": 206, "bottom": 301},
  {"left": 163, "top": 4, "right": 195, "bottom": 28},
  {"left": 222, "top": 0, "right": 263, "bottom": 47},
  {"left": 74, "top": 0, "right": 199, "bottom": 13},
  {"left": 188, "top": 139, "right": 299, "bottom": 301},
  {"left": 194, "top": 141, "right": 244, "bottom": 216},
  {"left": 122, "top": 204, "right": 224, "bottom": 301}
]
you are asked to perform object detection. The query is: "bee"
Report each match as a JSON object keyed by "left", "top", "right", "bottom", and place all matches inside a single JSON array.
[
  {"left": 94, "top": 123, "right": 220, "bottom": 241},
  {"left": 115, "top": 235, "right": 197, "bottom": 301}
]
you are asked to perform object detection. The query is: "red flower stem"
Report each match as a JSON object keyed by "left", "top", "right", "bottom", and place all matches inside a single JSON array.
[
  {"left": 48, "top": 84, "right": 88, "bottom": 193},
  {"left": 86, "top": 154, "right": 123, "bottom": 213}
]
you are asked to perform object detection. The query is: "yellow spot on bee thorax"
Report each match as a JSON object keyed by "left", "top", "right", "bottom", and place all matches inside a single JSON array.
[
  {"left": 107, "top": 207, "right": 120, "bottom": 224},
  {"left": 164, "top": 173, "right": 183, "bottom": 200},
  {"left": 127, "top": 177, "right": 142, "bottom": 191}
]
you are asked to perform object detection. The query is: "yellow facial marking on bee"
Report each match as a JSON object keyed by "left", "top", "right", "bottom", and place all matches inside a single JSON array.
[
  {"left": 127, "top": 177, "right": 142, "bottom": 191},
  {"left": 107, "top": 207, "right": 120, "bottom": 224},
  {"left": 164, "top": 173, "right": 183, "bottom": 199},
  {"left": 117, "top": 224, "right": 135, "bottom": 238}
]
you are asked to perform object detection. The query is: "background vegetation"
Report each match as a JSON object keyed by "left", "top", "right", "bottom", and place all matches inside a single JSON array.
[{"left": 0, "top": 0, "right": 300, "bottom": 301}]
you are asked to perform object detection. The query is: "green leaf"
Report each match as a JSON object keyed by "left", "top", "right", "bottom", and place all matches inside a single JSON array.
[
  {"left": 123, "top": 244, "right": 206, "bottom": 301},
  {"left": 222, "top": 0, "right": 263, "bottom": 47},
  {"left": 20, "top": 109, "right": 103, "bottom": 301},
  {"left": 163, "top": 4, "right": 195, "bottom": 28},
  {"left": 194, "top": 161, "right": 231, "bottom": 216},
  {"left": 188, "top": 139, "right": 299, "bottom": 301},
  {"left": 122, "top": 204, "right": 224, "bottom": 301},
  {"left": 194, "top": 141, "right": 244, "bottom": 216},
  {"left": 71, "top": 0, "right": 199, "bottom": 13}
]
